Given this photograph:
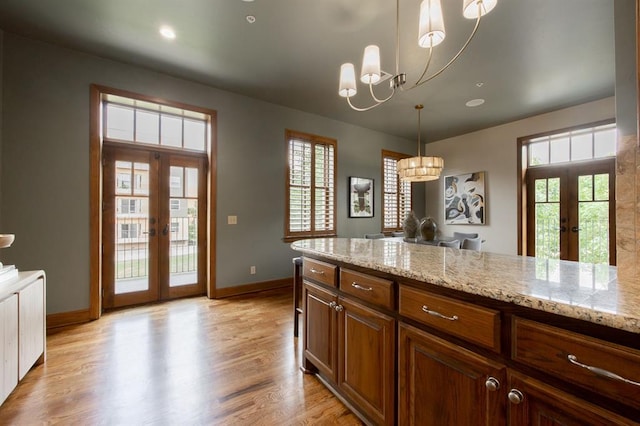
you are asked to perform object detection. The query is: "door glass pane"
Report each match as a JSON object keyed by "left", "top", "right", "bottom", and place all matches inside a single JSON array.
[
  {"left": 169, "top": 167, "right": 198, "bottom": 287},
  {"left": 578, "top": 173, "right": 609, "bottom": 264},
  {"left": 115, "top": 161, "right": 150, "bottom": 294},
  {"left": 534, "top": 178, "right": 560, "bottom": 259}
]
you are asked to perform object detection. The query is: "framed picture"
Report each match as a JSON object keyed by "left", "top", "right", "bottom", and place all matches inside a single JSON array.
[
  {"left": 349, "top": 177, "right": 374, "bottom": 218},
  {"left": 443, "top": 171, "right": 485, "bottom": 225}
]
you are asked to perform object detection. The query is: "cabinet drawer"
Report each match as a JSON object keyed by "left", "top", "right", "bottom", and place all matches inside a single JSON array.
[
  {"left": 303, "top": 258, "right": 337, "bottom": 287},
  {"left": 512, "top": 317, "right": 640, "bottom": 410},
  {"left": 340, "top": 269, "right": 394, "bottom": 310},
  {"left": 399, "top": 285, "right": 500, "bottom": 352}
]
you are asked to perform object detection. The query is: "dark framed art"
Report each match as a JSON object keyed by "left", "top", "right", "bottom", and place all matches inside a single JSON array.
[
  {"left": 444, "top": 171, "right": 485, "bottom": 224},
  {"left": 349, "top": 176, "right": 374, "bottom": 218}
]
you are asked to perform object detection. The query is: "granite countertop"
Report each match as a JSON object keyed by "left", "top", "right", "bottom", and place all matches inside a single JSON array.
[{"left": 292, "top": 238, "right": 640, "bottom": 334}]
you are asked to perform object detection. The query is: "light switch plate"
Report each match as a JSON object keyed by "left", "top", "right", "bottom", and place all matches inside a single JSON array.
[{"left": 228, "top": 215, "right": 237, "bottom": 225}]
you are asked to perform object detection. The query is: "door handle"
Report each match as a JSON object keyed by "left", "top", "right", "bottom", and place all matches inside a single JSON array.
[
  {"left": 143, "top": 228, "right": 156, "bottom": 237},
  {"left": 162, "top": 224, "right": 169, "bottom": 236},
  {"left": 571, "top": 226, "right": 580, "bottom": 233},
  {"left": 559, "top": 226, "right": 566, "bottom": 232}
]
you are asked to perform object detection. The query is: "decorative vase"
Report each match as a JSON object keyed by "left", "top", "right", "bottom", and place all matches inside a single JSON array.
[
  {"left": 402, "top": 211, "right": 419, "bottom": 239},
  {"left": 419, "top": 217, "right": 437, "bottom": 241}
]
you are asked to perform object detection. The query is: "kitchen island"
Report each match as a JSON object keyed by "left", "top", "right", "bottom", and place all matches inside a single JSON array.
[{"left": 292, "top": 238, "right": 640, "bottom": 425}]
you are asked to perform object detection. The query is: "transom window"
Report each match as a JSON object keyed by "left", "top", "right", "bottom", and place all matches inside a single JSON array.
[
  {"left": 285, "top": 130, "right": 337, "bottom": 240},
  {"left": 102, "top": 93, "right": 208, "bottom": 152},
  {"left": 527, "top": 123, "right": 616, "bottom": 167},
  {"left": 382, "top": 150, "right": 412, "bottom": 232}
]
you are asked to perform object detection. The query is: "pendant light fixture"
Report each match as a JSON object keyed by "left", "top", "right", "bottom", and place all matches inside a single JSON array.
[
  {"left": 338, "top": 0, "right": 498, "bottom": 112},
  {"left": 397, "top": 105, "right": 444, "bottom": 182}
]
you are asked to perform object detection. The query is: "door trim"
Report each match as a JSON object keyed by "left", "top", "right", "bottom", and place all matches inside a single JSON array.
[
  {"left": 516, "top": 119, "right": 615, "bottom": 256},
  {"left": 89, "top": 85, "right": 217, "bottom": 319}
]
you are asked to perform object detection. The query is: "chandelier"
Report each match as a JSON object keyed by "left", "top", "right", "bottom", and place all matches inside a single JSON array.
[
  {"left": 338, "top": 0, "right": 498, "bottom": 111},
  {"left": 397, "top": 105, "right": 444, "bottom": 182}
]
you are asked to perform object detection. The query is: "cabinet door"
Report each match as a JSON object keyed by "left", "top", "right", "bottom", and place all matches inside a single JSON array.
[
  {"left": 303, "top": 281, "right": 338, "bottom": 381},
  {"left": 398, "top": 322, "right": 506, "bottom": 426},
  {"left": 19, "top": 279, "right": 45, "bottom": 380},
  {"left": 507, "top": 371, "right": 637, "bottom": 426},
  {"left": 0, "top": 294, "right": 18, "bottom": 404},
  {"left": 338, "top": 297, "right": 395, "bottom": 426}
]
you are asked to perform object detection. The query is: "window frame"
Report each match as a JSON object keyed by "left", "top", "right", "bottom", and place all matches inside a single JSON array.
[
  {"left": 284, "top": 129, "right": 337, "bottom": 241},
  {"left": 382, "top": 149, "right": 412, "bottom": 233}
]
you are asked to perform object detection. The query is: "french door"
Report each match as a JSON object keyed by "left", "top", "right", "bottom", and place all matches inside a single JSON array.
[
  {"left": 102, "top": 144, "right": 207, "bottom": 308},
  {"left": 526, "top": 159, "right": 615, "bottom": 264}
]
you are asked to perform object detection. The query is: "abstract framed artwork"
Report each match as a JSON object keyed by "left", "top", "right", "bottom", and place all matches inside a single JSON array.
[
  {"left": 443, "top": 171, "right": 485, "bottom": 224},
  {"left": 349, "top": 177, "right": 374, "bottom": 218}
]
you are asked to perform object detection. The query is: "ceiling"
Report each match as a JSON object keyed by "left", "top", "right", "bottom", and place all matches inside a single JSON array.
[{"left": 0, "top": 0, "right": 616, "bottom": 142}]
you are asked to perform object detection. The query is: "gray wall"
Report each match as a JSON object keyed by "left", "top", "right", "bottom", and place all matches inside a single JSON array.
[
  {"left": 423, "top": 98, "right": 615, "bottom": 255},
  {"left": 0, "top": 33, "right": 420, "bottom": 314},
  {"left": 614, "top": 0, "right": 637, "bottom": 137}
]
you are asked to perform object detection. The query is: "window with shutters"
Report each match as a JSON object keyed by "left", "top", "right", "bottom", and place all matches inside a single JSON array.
[
  {"left": 382, "top": 150, "right": 412, "bottom": 232},
  {"left": 285, "top": 130, "right": 337, "bottom": 241}
]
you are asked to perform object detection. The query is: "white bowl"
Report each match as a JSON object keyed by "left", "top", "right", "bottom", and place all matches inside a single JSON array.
[{"left": 0, "top": 234, "right": 15, "bottom": 249}]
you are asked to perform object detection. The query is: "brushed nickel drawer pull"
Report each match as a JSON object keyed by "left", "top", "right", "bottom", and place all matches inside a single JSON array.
[
  {"left": 421, "top": 305, "right": 459, "bottom": 321},
  {"left": 309, "top": 268, "right": 325, "bottom": 275},
  {"left": 351, "top": 282, "right": 373, "bottom": 292},
  {"left": 567, "top": 355, "right": 640, "bottom": 387}
]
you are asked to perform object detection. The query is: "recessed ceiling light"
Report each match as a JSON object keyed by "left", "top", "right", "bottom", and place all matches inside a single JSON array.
[
  {"left": 246, "top": 15, "right": 256, "bottom": 23},
  {"left": 159, "top": 26, "right": 176, "bottom": 40},
  {"left": 242, "top": 0, "right": 255, "bottom": 2},
  {"left": 466, "top": 99, "right": 485, "bottom": 107},
  {"left": 476, "top": 82, "right": 484, "bottom": 88}
]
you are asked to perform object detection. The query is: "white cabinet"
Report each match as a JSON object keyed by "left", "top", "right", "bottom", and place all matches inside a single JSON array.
[
  {"left": 0, "top": 294, "right": 18, "bottom": 404},
  {"left": 18, "top": 278, "right": 45, "bottom": 380},
  {"left": 0, "top": 271, "right": 46, "bottom": 405}
]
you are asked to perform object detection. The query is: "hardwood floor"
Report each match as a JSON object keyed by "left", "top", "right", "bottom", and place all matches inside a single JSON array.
[{"left": 0, "top": 288, "right": 363, "bottom": 425}]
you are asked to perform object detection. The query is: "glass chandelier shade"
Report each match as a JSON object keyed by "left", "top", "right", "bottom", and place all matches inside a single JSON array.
[
  {"left": 397, "top": 156, "right": 444, "bottom": 182},
  {"left": 463, "top": 0, "right": 498, "bottom": 19},
  {"left": 397, "top": 105, "right": 444, "bottom": 182},
  {"left": 418, "top": 0, "right": 446, "bottom": 48},
  {"left": 338, "top": 63, "right": 357, "bottom": 98},
  {"left": 360, "top": 45, "right": 381, "bottom": 84}
]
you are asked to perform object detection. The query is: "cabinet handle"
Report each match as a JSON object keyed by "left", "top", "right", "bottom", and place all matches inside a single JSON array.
[
  {"left": 329, "top": 301, "right": 337, "bottom": 309},
  {"left": 421, "top": 305, "right": 459, "bottom": 321},
  {"left": 351, "top": 282, "right": 373, "bottom": 292},
  {"left": 567, "top": 354, "right": 640, "bottom": 387},
  {"left": 485, "top": 377, "right": 500, "bottom": 391},
  {"left": 309, "top": 268, "right": 325, "bottom": 275},
  {"left": 508, "top": 389, "right": 524, "bottom": 404},
  {"left": 335, "top": 304, "right": 344, "bottom": 312}
]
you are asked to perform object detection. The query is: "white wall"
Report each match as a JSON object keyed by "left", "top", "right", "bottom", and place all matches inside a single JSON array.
[
  {"left": 424, "top": 97, "right": 615, "bottom": 255},
  {"left": 0, "top": 33, "right": 419, "bottom": 314}
]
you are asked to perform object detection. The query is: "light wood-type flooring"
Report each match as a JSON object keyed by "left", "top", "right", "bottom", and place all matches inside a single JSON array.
[{"left": 0, "top": 288, "right": 363, "bottom": 425}]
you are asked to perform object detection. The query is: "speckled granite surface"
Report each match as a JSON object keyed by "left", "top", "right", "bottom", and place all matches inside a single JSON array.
[{"left": 292, "top": 238, "right": 640, "bottom": 334}]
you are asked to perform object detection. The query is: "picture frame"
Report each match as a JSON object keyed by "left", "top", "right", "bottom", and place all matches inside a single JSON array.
[
  {"left": 443, "top": 171, "right": 485, "bottom": 225},
  {"left": 349, "top": 177, "right": 374, "bottom": 218}
]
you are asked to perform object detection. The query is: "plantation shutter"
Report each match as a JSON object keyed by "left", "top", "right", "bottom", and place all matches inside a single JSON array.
[{"left": 382, "top": 150, "right": 412, "bottom": 232}]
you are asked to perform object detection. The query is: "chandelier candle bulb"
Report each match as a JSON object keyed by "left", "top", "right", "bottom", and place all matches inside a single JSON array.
[{"left": 360, "top": 45, "right": 381, "bottom": 84}]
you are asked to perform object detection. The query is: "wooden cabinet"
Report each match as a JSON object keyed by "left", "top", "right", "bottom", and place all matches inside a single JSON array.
[
  {"left": 512, "top": 316, "right": 640, "bottom": 411},
  {"left": 398, "top": 322, "right": 505, "bottom": 426},
  {"left": 303, "top": 262, "right": 396, "bottom": 425},
  {"left": 0, "top": 294, "right": 18, "bottom": 405},
  {"left": 0, "top": 271, "right": 46, "bottom": 406},
  {"left": 300, "top": 256, "right": 640, "bottom": 425},
  {"left": 338, "top": 297, "right": 395, "bottom": 426},
  {"left": 507, "top": 371, "right": 635, "bottom": 426},
  {"left": 303, "top": 281, "right": 338, "bottom": 380}
]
